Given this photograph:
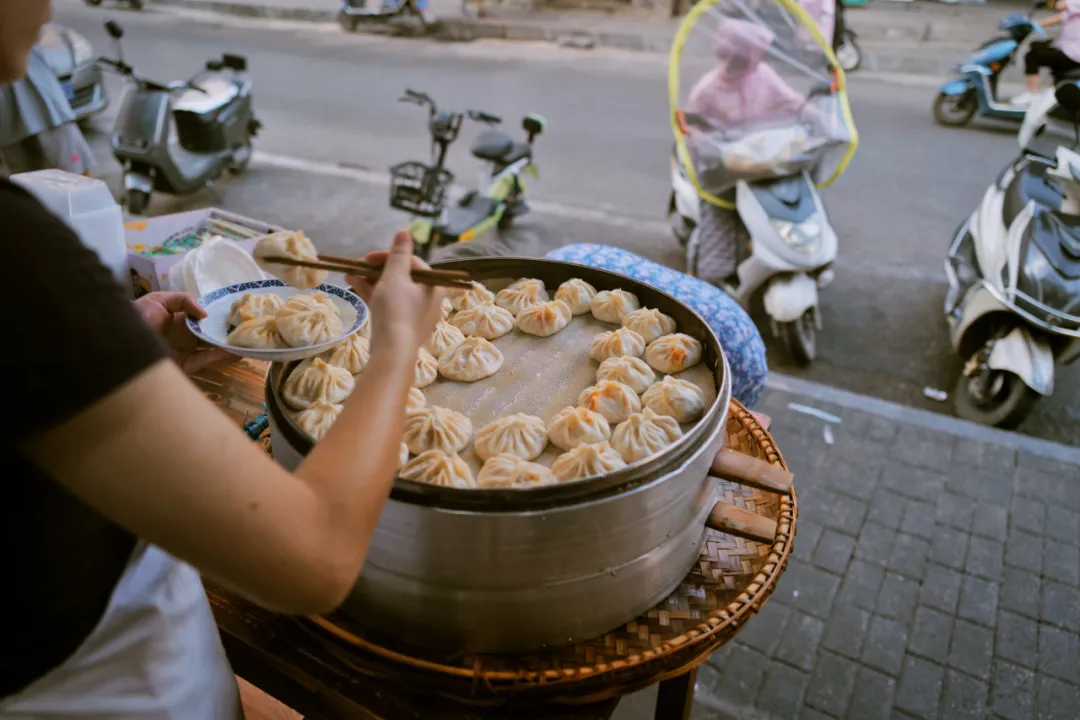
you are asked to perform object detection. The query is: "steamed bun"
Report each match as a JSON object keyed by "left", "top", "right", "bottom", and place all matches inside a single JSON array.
[
  {"left": 449, "top": 302, "right": 515, "bottom": 340},
  {"left": 495, "top": 278, "right": 548, "bottom": 316},
  {"left": 403, "top": 405, "right": 473, "bottom": 455},
  {"left": 611, "top": 408, "right": 683, "bottom": 463},
  {"left": 550, "top": 442, "right": 627, "bottom": 482},
  {"left": 424, "top": 321, "right": 466, "bottom": 358},
  {"left": 554, "top": 278, "right": 597, "bottom": 315},
  {"left": 516, "top": 300, "right": 572, "bottom": 337},
  {"left": 590, "top": 289, "right": 640, "bottom": 324},
  {"left": 477, "top": 454, "right": 557, "bottom": 489},
  {"left": 641, "top": 376, "right": 707, "bottom": 423},
  {"left": 324, "top": 333, "right": 369, "bottom": 375},
  {"left": 293, "top": 400, "right": 343, "bottom": 442},
  {"left": 577, "top": 380, "right": 642, "bottom": 425},
  {"left": 644, "top": 333, "right": 703, "bottom": 374},
  {"left": 448, "top": 281, "right": 495, "bottom": 312},
  {"left": 472, "top": 413, "right": 548, "bottom": 461},
  {"left": 275, "top": 294, "right": 343, "bottom": 348},
  {"left": 438, "top": 336, "right": 503, "bottom": 382},
  {"left": 401, "top": 449, "right": 475, "bottom": 488},
  {"left": 227, "top": 316, "right": 283, "bottom": 349},
  {"left": 589, "top": 328, "right": 646, "bottom": 362},
  {"left": 622, "top": 308, "right": 677, "bottom": 344},
  {"left": 413, "top": 348, "right": 438, "bottom": 388},
  {"left": 547, "top": 405, "right": 611, "bottom": 451},
  {"left": 253, "top": 231, "right": 327, "bottom": 290},
  {"left": 283, "top": 357, "right": 354, "bottom": 410},
  {"left": 596, "top": 356, "right": 656, "bottom": 394},
  {"left": 228, "top": 292, "right": 283, "bottom": 328}
]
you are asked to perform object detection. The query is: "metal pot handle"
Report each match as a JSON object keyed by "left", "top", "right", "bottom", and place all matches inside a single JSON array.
[{"left": 704, "top": 449, "right": 793, "bottom": 544}]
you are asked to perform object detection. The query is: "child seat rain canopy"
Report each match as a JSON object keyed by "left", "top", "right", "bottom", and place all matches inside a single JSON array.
[{"left": 669, "top": 0, "right": 857, "bottom": 208}]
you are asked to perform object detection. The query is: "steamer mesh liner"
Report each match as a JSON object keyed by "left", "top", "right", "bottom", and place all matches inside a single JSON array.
[{"left": 392, "top": 277, "right": 716, "bottom": 478}]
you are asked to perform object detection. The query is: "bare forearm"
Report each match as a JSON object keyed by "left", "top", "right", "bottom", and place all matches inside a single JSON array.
[{"left": 295, "top": 336, "right": 416, "bottom": 568}]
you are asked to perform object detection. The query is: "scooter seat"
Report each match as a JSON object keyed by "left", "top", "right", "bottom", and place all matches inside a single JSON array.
[
  {"left": 470, "top": 130, "right": 530, "bottom": 166},
  {"left": 1002, "top": 164, "right": 1063, "bottom": 228},
  {"left": 440, "top": 195, "right": 500, "bottom": 239},
  {"left": 173, "top": 75, "right": 242, "bottom": 115}
]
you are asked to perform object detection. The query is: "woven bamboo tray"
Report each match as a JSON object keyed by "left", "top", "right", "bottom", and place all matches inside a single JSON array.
[{"left": 265, "top": 399, "right": 797, "bottom": 706}]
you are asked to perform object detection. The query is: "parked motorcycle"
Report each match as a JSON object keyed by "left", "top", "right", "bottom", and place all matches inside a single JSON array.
[
  {"left": 338, "top": 0, "right": 435, "bottom": 32},
  {"left": 97, "top": 21, "right": 261, "bottom": 215},
  {"left": 389, "top": 89, "right": 545, "bottom": 260},
  {"left": 933, "top": 4, "right": 1057, "bottom": 128},
  {"left": 670, "top": 114, "right": 840, "bottom": 366},
  {"left": 944, "top": 82, "right": 1080, "bottom": 428}
]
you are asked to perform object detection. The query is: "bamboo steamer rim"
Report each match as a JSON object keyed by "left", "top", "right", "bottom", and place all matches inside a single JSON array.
[{"left": 299, "top": 399, "right": 796, "bottom": 688}]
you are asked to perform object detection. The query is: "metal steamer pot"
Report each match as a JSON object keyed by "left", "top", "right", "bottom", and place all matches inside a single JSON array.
[{"left": 266, "top": 258, "right": 734, "bottom": 653}]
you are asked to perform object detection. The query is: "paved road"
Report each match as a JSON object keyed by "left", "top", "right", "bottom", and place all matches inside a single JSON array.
[{"left": 56, "top": 1, "right": 1078, "bottom": 445}]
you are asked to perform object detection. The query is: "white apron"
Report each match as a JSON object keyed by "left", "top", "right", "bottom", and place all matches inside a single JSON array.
[{"left": 0, "top": 543, "right": 242, "bottom": 719}]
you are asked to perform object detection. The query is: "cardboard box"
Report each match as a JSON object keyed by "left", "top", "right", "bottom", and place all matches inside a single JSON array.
[{"left": 124, "top": 208, "right": 288, "bottom": 298}]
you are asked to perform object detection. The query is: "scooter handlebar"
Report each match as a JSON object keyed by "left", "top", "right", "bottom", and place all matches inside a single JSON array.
[{"left": 467, "top": 110, "right": 502, "bottom": 125}]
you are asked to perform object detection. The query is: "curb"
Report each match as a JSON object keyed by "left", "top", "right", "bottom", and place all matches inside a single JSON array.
[{"left": 149, "top": 0, "right": 963, "bottom": 78}]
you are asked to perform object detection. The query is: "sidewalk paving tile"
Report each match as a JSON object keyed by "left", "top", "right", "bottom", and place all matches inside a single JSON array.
[{"left": 667, "top": 385, "right": 1079, "bottom": 718}]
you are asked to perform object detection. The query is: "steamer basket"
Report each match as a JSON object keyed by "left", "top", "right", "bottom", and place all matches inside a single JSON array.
[{"left": 266, "top": 258, "right": 735, "bottom": 652}]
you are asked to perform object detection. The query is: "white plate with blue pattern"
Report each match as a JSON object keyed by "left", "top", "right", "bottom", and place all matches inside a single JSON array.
[{"left": 187, "top": 279, "right": 367, "bottom": 362}]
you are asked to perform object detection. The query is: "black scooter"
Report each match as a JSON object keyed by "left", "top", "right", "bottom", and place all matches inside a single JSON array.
[{"left": 97, "top": 21, "right": 261, "bottom": 214}]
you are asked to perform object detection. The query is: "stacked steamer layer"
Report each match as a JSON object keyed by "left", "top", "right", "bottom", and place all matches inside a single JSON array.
[{"left": 285, "top": 275, "right": 716, "bottom": 489}]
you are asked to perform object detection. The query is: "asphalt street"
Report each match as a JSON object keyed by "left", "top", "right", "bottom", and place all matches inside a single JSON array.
[{"left": 55, "top": 0, "right": 1078, "bottom": 446}]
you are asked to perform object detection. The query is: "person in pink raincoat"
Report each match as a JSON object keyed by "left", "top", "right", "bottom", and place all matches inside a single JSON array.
[
  {"left": 685, "top": 17, "right": 809, "bottom": 287},
  {"left": 800, "top": 0, "right": 836, "bottom": 50}
]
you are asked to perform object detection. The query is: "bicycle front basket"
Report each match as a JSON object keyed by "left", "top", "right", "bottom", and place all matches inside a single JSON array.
[{"left": 389, "top": 161, "right": 454, "bottom": 218}]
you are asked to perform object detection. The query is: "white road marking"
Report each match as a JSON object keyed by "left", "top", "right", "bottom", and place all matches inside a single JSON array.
[{"left": 252, "top": 150, "right": 672, "bottom": 231}]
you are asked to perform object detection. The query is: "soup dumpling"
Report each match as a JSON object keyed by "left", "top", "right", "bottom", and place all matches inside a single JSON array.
[
  {"left": 448, "top": 281, "right": 495, "bottom": 312},
  {"left": 449, "top": 302, "right": 515, "bottom": 340},
  {"left": 589, "top": 328, "right": 646, "bottom": 362},
  {"left": 438, "top": 337, "right": 504, "bottom": 382},
  {"left": 611, "top": 408, "right": 683, "bottom": 463},
  {"left": 590, "top": 288, "right": 640, "bottom": 324},
  {"left": 401, "top": 449, "right": 475, "bottom": 488},
  {"left": 413, "top": 347, "right": 439, "bottom": 388},
  {"left": 596, "top": 356, "right": 656, "bottom": 395},
  {"left": 516, "top": 299, "right": 572, "bottom": 337},
  {"left": 324, "top": 333, "right": 370, "bottom": 375},
  {"left": 547, "top": 405, "right": 611, "bottom": 451},
  {"left": 622, "top": 308, "right": 677, "bottom": 344},
  {"left": 495, "top": 278, "right": 549, "bottom": 316},
  {"left": 644, "top": 333, "right": 703, "bottom": 374},
  {"left": 293, "top": 400, "right": 343, "bottom": 442},
  {"left": 424, "top": 321, "right": 466, "bottom": 358},
  {"left": 275, "top": 293, "right": 343, "bottom": 348},
  {"left": 253, "top": 231, "right": 327, "bottom": 289},
  {"left": 472, "top": 413, "right": 548, "bottom": 461},
  {"left": 282, "top": 357, "right": 354, "bottom": 410},
  {"left": 550, "top": 442, "right": 627, "bottom": 482},
  {"left": 402, "top": 405, "right": 473, "bottom": 455},
  {"left": 477, "top": 454, "right": 557, "bottom": 489},
  {"left": 641, "top": 376, "right": 707, "bottom": 423},
  {"left": 228, "top": 292, "right": 283, "bottom": 328},
  {"left": 554, "top": 278, "right": 597, "bottom": 315},
  {"left": 577, "top": 380, "right": 642, "bottom": 425},
  {"left": 227, "top": 316, "right": 284, "bottom": 349}
]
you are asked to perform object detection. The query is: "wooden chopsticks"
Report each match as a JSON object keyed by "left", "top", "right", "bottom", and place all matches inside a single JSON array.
[{"left": 264, "top": 255, "right": 474, "bottom": 289}]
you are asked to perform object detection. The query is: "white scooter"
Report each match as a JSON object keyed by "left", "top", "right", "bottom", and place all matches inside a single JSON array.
[
  {"left": 669, "top": 133, "right": 838, "bottom": 366},
  {"left": 943, "top": 83, "right": 1080, "bottom": 428}
]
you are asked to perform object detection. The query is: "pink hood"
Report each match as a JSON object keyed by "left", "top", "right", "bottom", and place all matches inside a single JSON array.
[{"left": 688, "top": 18, "right": 805, "bottom": 128}]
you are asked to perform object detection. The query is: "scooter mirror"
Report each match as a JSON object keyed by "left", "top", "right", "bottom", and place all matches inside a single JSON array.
[{"left": 105, "top": 20, "right": 124, "bottom": 39}]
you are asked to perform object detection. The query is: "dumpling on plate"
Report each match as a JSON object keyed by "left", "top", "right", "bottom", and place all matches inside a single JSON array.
[
  {"left": 590, "top": 288, "right": 640, "bottom": 324},
  {"left": 228, "top": 292, "right": 283, "bottom": 328},
  {"left": 554, "top": 278, "right": 597, "bottom": 315},
  {"left": 275, "top": 294, "right": 344, "bottom": 348},
  {"left": 589, "top": 328, "right": 646, "bottom": 362},
  {"left": 449, "top": 302, "right": 515, "bottom": 340},
  {"left": 323, "top": 333, "right": 369, "bottom": 375},
  {"left": 473, "top": 413, "right": 548, "bottom": 461},
  {"left": 407, "top": 387, "right": 426, "bottom": 411},
  {"left": 547, "top": 405, "right": 611, "bottom": 451},
  {"left": 645, "top": 333, "right": 703, "bottom": 374},
  {"left": 495, "top": 278, "right": 549, "bottom": 316},
  {"left": 622, "top": 308, "right": 677, "bottom": 344},
  {"left": 596, "top": 356, "right": 656, "bottom": 395},
  {"left": 516, "top": 299, "right": 572, "bottom": 337},
  {"left": 477, "top": 454, "right": 557, "bottom": 489},
  {"left": 577, "top": 380, "right": 642, "bottom": 425},
  {"left": 403, "top": 405, "right": 473, "bottom": 455},
  {"left": 227, "top": 316, "right": 284, "bottom": 349},
  {"left": 293, "top": 400, "right": 343, "bottom": 442},
  {"left": 400, "top": 449, "right": 475, "bottom": 488},
  {"left": 448, "top": 281, "right": 495, "bottom": 312},
  {"left": 283, "top": 357, "right": 355, "bottom": 410},
  {"left": 438, "top": 336, "right": 503, "bottom": 382},
  {"left": 424, "top": 321, "right": 466, "bottom": 358},
  {"left": 641, "top": 376, "right": 707, "bottom": 423},
  {"left": 611, "top": 408, "right": 683, "bottom": 463},
  {"left": 414, "top": 347, "right": 438, "bottom": 388},
  {"left": 550, "top": 442, "right": 627, "bottom": 482},
  {"left": 253, "top": 231, "right": 327, "bottom": 289},
  {"left": 398, "top": 443, "right": 410, "bottom": 469}
]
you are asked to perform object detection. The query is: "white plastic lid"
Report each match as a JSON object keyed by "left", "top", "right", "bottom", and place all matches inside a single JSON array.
[{"left": 10, "top": 169, "right": 119, "bottom": 219}]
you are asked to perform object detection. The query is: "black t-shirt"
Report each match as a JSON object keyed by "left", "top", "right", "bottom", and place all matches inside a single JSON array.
[{"left": 0, "top": 178, "right": 168, "bottom": 699}]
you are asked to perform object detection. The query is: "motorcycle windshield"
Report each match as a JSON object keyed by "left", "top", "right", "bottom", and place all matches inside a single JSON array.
[{"left": 670, "top": 0, "right": 856, "bottom": 203}]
